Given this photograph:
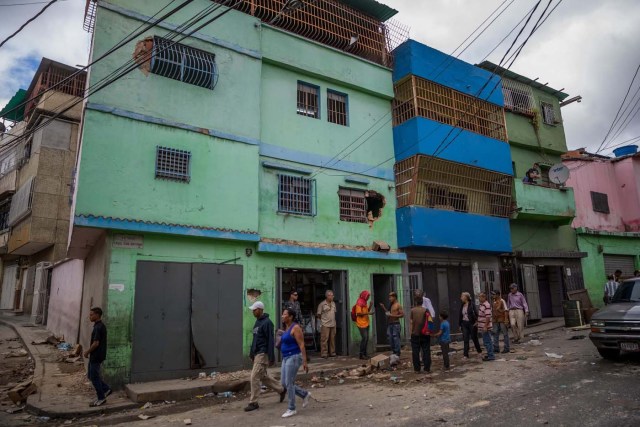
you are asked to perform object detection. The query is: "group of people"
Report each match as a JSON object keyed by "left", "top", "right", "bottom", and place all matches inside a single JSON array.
[{"left": 603, "top": 269, "right": 640, "bottom": 305}]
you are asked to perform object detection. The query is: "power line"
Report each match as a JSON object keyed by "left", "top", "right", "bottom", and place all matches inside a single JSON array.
[
  {"left": 0, "top": 0, "right": 66, "bottom": 6},
  {"left": 605, "top": 92, "right": 640, "bottom": 146},
  {"left": 0, "top": 0, "right": 58, "bottom": 49}
]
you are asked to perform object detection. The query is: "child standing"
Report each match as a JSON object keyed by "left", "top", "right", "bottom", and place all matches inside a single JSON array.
[{"left": 435, "top": 310, "right": 451, "bottom": 370}]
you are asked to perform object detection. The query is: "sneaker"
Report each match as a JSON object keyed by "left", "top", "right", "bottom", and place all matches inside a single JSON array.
[
  {"left": 482, "top": 356, "right": 495, "bottom": 362},
  {"left": 104, "top": 389, "right": 112, "bottom": 398},
  {"left": 282, "top": 409, "right": 297, "bottom": 418},
  {"left": 303, "top": 392, "right": 311, "bottom": 408},
  {"left": 89, "top": 398, "right": 106, "bottom": 407},
  {"left": 279, "top": 388, "right": 287, "bottom": 403},
  {"left": 502, "top": 349, "right": 510, "bottom": 354},
  {"left": 244, "top": 402, "right": 259, "bottom": 412}
]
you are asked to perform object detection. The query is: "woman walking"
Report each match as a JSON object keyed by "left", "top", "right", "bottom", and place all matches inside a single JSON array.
[
  {"left": 280, "top": 308, "right": 311, "bottom": 418},
  {"left": 458, "top": 292, "right": 482, "bottom": 358}
]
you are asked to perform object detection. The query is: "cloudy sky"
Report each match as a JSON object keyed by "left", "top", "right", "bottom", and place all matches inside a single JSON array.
[{"left": 1, "top": 0, "right": 639, "bottom": 155}]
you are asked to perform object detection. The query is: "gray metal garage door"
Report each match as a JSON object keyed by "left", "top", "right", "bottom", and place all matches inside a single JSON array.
[{"left": 603, "top": 255, "right": 636, "bottom": 278}]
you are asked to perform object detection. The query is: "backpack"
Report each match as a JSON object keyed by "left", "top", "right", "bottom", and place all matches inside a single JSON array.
[
  {"left": 421, "top": 311, "right": 435, "bottom": 336},
  {"left": 351, "top": 304, "right": 358, "bottom": 322}
]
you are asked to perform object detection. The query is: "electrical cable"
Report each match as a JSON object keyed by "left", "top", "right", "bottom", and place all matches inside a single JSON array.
[{"left": 0, "top": 0, "right": 58, "bottom": 49}]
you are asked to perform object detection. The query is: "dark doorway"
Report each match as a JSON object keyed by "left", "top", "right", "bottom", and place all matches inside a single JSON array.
[
  {"left": 536, "top": 266, "right": 564, "bottom": 318},
  {"left": 372, "top": 274, "right": 395, "bottom": 351},
  {"left": 131, "top": 261, "right": 243, "bottom": 382}
]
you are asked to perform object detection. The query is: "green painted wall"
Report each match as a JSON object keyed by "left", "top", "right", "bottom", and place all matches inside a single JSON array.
[
  {"left": 75, "top": 112, "right": 260, "bottom": 232},
  {"left": 102, "top": 232, "right": 401, "bottom": 384},
  {"left": 505, "top": 87, "right": 566, "bottom": 154},
  {"left": 513, "top": 180, "right": 575, "bottom": 224},
  {"left": 576, "top": 234, "right": 640, "bottom": 308},
  {"left": 510, "top": 145, "right": 562, "bottom": 180},
  {"left": 511, "top": 221, "right": 578, "bottom": 252}
]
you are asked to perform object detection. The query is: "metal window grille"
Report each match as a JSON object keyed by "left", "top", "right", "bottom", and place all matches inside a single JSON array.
[
  {"left": 297, "top": 83, "right": 319, "bottom": 118},
  {"left": 394, "top": 155, "right": 512, "bottom": 218},
  {"left": 590, "top": 191, "right": 610, "bottom": 214},
  {"left": 150, "top": 36, "right": 217, "bottom": 90},
  {"left": 7, "top": 177, "right": 34, "bottom": 227},
  {"left": 155, "top": 146, "right": 191, "bottom": 182},
  {"left": 0, "top": 197, "right": 11, "bottom": 231},
  {"left": 338, "top": 188, "right": 367, "bottom": 223},
  {"left": 541, "top": 102, "right": 555, "bottom": 125},
  {"left": 278, "top": 174, "right": 315, "bottom": 215},
  {"left": 212, "top": 0, "right": 409, "bottom": 67},
  {"left": 24, "top": 64, "right": 87, "bottom": 119},
  {"left": 502, "top": 78, "right": 534, "bottom": 115},
  {"left": 83, "top": 0, "right": 97, "bottom": 33},
  {"left": 328, "top": 90, "right": 348, "bottom": 126},
  {"left": 392, "top": 76, "right": 508, "bottom": 142}
]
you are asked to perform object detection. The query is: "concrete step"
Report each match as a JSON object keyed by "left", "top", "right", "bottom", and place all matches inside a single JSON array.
[
  {"left": 2, "top": 310, "right": 24, "bottom": 317},
  {"left": 125, "top": 378, "right": 250, "bottom": 403}
]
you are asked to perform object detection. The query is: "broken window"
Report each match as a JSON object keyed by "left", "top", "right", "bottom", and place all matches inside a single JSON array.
[
  {"left": 502, "top": 78, "right": 534, "bottom": 115},
  {"left": 278, "top": 174, "right": 315, "bottom": 216},
  {"left": 297, "top": 82, "right": 319, "bottom": 119},
  {"left": 149, "top": 36, "right": 217, "bottom": 89},
  {"left": 365, "top": 190, "right": 385, "bottom": 228},
  {"left": 155, "top": 146, "right": 191, "bottom": 182},
  {"left": 541, "top": 102, "right": 556, "bottom": 125},
  {"left": 338, "top": 188, "right": 367, "bottom": 223},
  {"left": 328, "top": 90, "right": 348, "bottom": 126}
]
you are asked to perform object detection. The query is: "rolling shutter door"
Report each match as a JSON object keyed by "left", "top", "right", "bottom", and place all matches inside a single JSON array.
[{"left": 603, "top": 255, "right": 636, "bottom": 277}]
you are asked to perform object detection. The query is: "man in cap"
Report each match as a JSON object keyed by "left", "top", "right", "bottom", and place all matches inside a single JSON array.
[
  {"left": 245, "top": 301, "right": 286, "bottom": 412},
  {"left": 507, "top": 283, "right": 529, "bottom": 344}
]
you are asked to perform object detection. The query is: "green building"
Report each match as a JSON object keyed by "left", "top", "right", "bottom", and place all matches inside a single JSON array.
[
  {"left": 478, "top": 62, "right": 587, "bottom": 320},
  {"left": 71, "top": 0, "right": 405, "bottom": 384}
]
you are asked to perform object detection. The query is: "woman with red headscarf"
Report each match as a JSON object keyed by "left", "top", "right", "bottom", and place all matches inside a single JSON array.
[{"left": 355, "top": 290, "right": 373, "bottom": 359}]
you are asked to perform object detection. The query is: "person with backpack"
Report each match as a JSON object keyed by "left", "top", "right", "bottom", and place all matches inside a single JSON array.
[
  {"left": 458, "top": 292, "right": 482, "bottom": 359},
  {"left": 409, "top": 296, "right": 432, "bottom": 373},
  {"left": 353, "top": 290, "right": 373, "bottom": 359}
]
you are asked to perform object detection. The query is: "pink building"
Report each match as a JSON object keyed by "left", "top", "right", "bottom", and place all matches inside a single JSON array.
[{"left": 562, "top": 147, "right": 640, "bottom": 306}]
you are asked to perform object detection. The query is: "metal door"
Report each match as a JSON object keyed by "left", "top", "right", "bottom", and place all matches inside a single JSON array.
[
  {"left": 0, "top": 264, "right": 18, "bottom": 310},
  {"left": 191, "top": 264, "right": 220, "bottom": 369},
  {"left": 401, "top": 272, "right": 422, "bottom": 341},
  {"left": 132, "top": 262, "right": 192, "bottom": 381},
  {"left": 372, "top": 274, "right": 395, "bottom": 348},
  {"left": 333, "top": 271, "right": 349, "bottom": 355},
  {"left": 213, "top": 264, "right": 243, "bottom": 369},
  {"left": 521, "top": 264, "right": 541, "bottom": 320},
  {"left": 603, "top": 254, "right": 636, "bottom": 278}
]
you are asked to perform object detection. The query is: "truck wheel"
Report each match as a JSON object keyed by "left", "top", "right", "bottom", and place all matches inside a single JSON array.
[{"left": 597, "top": 348, "right": 620, "bottom": 360}]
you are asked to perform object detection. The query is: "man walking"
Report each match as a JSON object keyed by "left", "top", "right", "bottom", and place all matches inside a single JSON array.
[
  {"left": 316, "top": 290, "right": 337, "bottom": 358},
  {"left": 491, "top": 290, "right": 510, "bottom": 354},
  {"left": 83, "top": 307, "right": 111, "bottom": 407},
  {"left": 477, "top": 292, "right": 495, "bottom": 362},
  {"left": 507, "top": 283, "right": 529, "bottom": 344},
  {"left": 379, "top": 292, "right": 404, "bottom": 356},
  {"left": 283, "top": 290, "right": 302, "bottom": 323},
  {"left": 245, "top": 301, "right": 286, "bottom": 412}
]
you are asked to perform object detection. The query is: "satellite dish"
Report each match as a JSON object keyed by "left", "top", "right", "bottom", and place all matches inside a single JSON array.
[{"left": 549, "top": 163, "right": 570, "bottom": 185}]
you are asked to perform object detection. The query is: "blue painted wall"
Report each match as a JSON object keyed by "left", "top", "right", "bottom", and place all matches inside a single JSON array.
[
  {"left": 396, "top": 207, "right": 512, "bottom": 253},
  {"left": 393, "top": 39, "right": 504, "bottom": 106},
  {"left": 393, "top": 117, "right": 513, "bottom": 175}
]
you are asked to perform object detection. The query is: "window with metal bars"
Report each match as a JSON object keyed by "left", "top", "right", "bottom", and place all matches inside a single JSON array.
[
  {"left": 0, "top": 197, "right": 11, "bottom": 231},
  {"left": 541, "top": 102, "right": 556, "bottom": 125},
  {"left": 155, "top": 146, "right": 191, "bottom": 182},
  {"left": 328, "top": 90, "right": 348, "bottom": 126},
  {"left": 394, "top": 155, "right": 512, "bottom": 218},
  {"left": 392, "top": 76, "right": 508, "bottom": 141},
  {"left": 590, "top": 191, "right": 610, "bottom": 214},
  {"left": 501, "top": 78, "right": 534, "bottom": 115},
  {"left": 278, "top": 174, "right": 315, "bottom": 216},
  {"left": 150, "top": 36, "right": 217, "bottom": 89},
  {"left": 297, "top": 82, "right": 319, "bottom": 119},
  {"left": 338, "top": 188, "right": 367, "bottom": 223}
]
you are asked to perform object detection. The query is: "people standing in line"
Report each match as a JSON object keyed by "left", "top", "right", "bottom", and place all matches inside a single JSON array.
[
  {"left": 355, "top": 290, "right": 373, "bottom": 360},
  {"left": 244, "top": 301, "right": 286, "bottom": 412},
  {"left": 316, "top": 290, "right": 337, "bottom": 358},
  {"left": 409, "top": 296, "right": 431, "bottom": 373},
  {"left": 435, "top": 310, "right": 451, "bottom": 370},
  {"left": 477, "top": 292, "right": 495, "bottom": 362},
  {"left": 458, "top": 292, "right": 482, "bottom": 359},
  {"left": 83, "top": 307, "right": 111, "bottom": 407},
  {"left": 603, "top": 275, "right": 619, "bottom": 305},
  {"left": 379, "top": 292, "right": 404, "bottom": 356},
  {"left": 279, "top": 308, "right": 311, "bottom": 418},
  {"left": 491, "top": 290, "right": 510, "bottom": 354},
  {"left": 507, "top": 283, "right": 529, "bottom": 344},
  {"left": 283, "top": 290, "right": 302, "bottom": 323}
]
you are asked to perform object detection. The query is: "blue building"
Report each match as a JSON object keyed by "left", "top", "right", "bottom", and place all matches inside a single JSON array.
[{"left": 392, "top": 40, "right": 513, "bottom": 329}]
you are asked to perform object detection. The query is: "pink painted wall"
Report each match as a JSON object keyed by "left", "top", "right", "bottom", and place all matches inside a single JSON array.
[{"left": 564, "top": 157, "right": 640, "bottom": 232}]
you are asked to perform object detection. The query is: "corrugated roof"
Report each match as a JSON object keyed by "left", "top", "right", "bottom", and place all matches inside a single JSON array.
[
  {"left": 0, "top": 89, "right": 27, "bottom": 122},
  {"left": 477, "top": 61, "right": 569, "bottom": 101},
  {"left": 340, "top": 0, "right": 397, "bottom": 21}
]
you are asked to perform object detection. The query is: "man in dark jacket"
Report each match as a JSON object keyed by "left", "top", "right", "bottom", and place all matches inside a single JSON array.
[{"left": 245, "top": 301, "right": 286, "bottom": 412}]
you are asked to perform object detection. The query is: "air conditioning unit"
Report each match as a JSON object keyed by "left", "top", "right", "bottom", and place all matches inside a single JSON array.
[{"left": 30, "top": 262, "right": 51, "bottom": 324}]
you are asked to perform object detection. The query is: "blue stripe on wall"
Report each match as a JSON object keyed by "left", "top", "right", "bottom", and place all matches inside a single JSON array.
[
  {"left": 257, "top": 242, "right": 407, "bottom": 261},
  {"left": 396, "top": 206, "right": 512, "bottom": 253},
  {"left": 74, "top": 215, "right": 261, "bottom": 242}
]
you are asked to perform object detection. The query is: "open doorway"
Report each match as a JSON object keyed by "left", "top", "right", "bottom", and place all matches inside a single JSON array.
[
  {"left": 372, "top": 274, "right": 396, "bottom": 352},
  {"left": 277, "top": 268, "right": 349, "bottom": 356}
]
